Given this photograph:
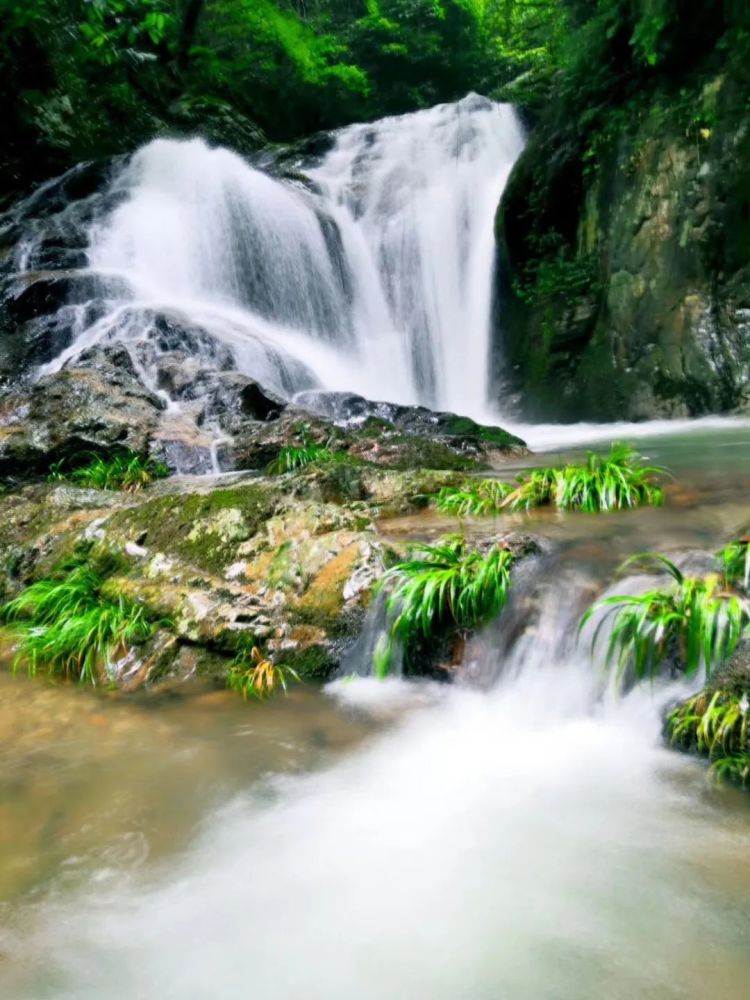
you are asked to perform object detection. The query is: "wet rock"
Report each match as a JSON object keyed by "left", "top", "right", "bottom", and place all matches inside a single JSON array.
[
  {"left": 166, "top": 97, "right": 267, "bottom": 159},
  {"left": 496, "top": 63, "right": 750, "bottom": 420},
  {"left": 295, "top": 389, "right": 527, "bottom": 453},
  {"left": 3, "top": 271, "right": 129, "bottom": 323},
  {"left": 0, "top": 346, "right": 163, "bottom": 473},
  {"left": 0, "top": 464, "right": 471, "bottom": 687},
  {"left": 170, "top": 370, "right": 288, "bottom": 427}
]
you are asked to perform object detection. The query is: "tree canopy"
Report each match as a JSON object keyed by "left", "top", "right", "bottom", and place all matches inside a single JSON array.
[{"left": 1, "top": 0, "right": 748, "bottom": 193}]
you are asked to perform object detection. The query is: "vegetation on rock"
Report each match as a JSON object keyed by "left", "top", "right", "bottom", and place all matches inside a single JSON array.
[
  {"left": 375, "top": 533, "right": 516, "bottom": 676},
  {"left": 435, "top": 444, "right": 666, "bottom": 516},
  {"left": 582, "top": 542, "right": 750, "bottom": 682},
  {"left": 435, "top": 479, "right": 513, "bottom": 517},
  {"left": 266, "top": 427, "right": 349, "bottom": 475},
  {"left": 0, "top": 547, "right": 159, "bottom": 684},
  {"left": 226, "top": 641, "right": 299, "bottom": 699},
  {"left": 496, "top": 2, "right": 750, "bottom": 421},
  {"left": 667, "top": 686, "right": 750, "bottom": 787},
  {"left": 49, "top": 451, "right": 170, "bottom": 492}
]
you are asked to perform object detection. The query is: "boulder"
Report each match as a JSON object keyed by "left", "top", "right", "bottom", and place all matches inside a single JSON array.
[
  {"left": 0, "top": 345, "right": 163, "bottom": 473},
  {"left": 295, "top": 390, "right": 525, "bottom": 448}
]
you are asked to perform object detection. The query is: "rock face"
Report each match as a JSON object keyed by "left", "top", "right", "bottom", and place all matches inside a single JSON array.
[
  {"left": 0, "top": 346, "right": 164, "bottom": 473},
  {"left": 0, "top": 465, "right": 471, "bottom": 688},
  {"left": 496, "top": 40, "right": 750, "bottom": 420}
]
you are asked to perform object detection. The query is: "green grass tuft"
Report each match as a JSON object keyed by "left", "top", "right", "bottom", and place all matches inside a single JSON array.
[
  {"left": 721, "top": 537, "right": 750, "bottom": 590},
  {"left": 667, "top": 688, "right": 750, "bottom": 786},
  {"left": 433, "top": 443, "right": 666, "bottom": 518},
  {"left": 48, "top": 451, "right": 170, "bottom": 492},
  {"left": 435, "top": 479, "right": 513, "bottom": 517},
  {"left": 0, "top": 551, "right": 157, "bottom": 684},
  {"left": 581, "top": 549, "right": 750, "bottom": 682},
  {"left": 266, "top": 442, "right": 343, "bottom": 475},
  {"left": 505, "top": 443, "right": 666, "bottom": 513},
  {"left": 375, "top": 534, "right": 515, "bottom": 676}
]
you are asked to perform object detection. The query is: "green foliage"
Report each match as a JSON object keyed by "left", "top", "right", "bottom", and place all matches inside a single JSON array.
[
  {"left": 722, "top": 538, "right": 750, "bottom": 590},
  {"left": 435, "top": 444, "right": 665, "bottom": 518},
  {"left": 1, "top": 0, "right": 510, "bottom": 187},
  {"left": 375, "top": 534, "right": 515, "bottom": 675},
  {"left": 435, "top": 479, "right": 513, "bottom": 517},
  {"left": 513, "top": 250, "right": 600, "bottom": 308},
  {"left": 372, "top": 632, "right": 394, "bottom": 680},
  {"left": 506, "top": 443, "right": 666, "bottom": 513},
  {"left": 48, "top": 451, "right": 170, "bottom": 491},
  {"left": 226, "top": 641, "right": 299, "bottom": 699},
  {"left": 266, "top": 442, "right": 341, "bottom": 475},
  {"left": 1, "top": 0, "right": 178, "bottom": 186},
  {"left": 581, "top": 550, "right": 750, "bottom": 682},
  {"left": 667, "top": 688, "right": 750, "bottom": 787},
  {"left": 0, "top": 548, "right": 156, "bottom": 684}
]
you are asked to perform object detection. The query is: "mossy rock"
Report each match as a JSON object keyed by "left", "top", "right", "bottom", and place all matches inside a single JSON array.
[{"left": 105, "top": 482, "right": 285, "bottom": 574}]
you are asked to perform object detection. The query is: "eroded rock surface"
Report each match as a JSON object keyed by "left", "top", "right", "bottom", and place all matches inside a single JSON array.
[{"left": 0, "top": 465, "right": 477, "bottom": 689}]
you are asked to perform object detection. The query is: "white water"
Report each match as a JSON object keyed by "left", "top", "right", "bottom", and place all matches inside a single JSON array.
[
  {"left": 42, "top": 95, "right": 524, "bottom": 418},
  {"left": 509, "top": 414, "right": 750, "bottom": 452},
  {"left": 3, "top": 570, "right": 748, "bottom": 1000}
]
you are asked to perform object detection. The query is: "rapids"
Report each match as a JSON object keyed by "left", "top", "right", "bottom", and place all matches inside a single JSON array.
[{"left": 1, "top": 430, "right": 750, "bottom": 999}]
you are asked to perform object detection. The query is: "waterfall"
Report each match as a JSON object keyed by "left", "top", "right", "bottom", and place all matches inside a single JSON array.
[{"left": 40, "top": 95, "right": 524, "bottom": 419}]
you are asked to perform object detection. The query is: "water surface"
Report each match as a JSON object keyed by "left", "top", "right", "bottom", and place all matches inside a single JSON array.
[{"left": 1, "top": 427, "right": 750, "bottom": 998}]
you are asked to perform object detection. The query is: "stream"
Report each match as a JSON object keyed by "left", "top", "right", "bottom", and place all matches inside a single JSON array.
[{"left": 1, "top": 426, "right": 749, "bottom": 999}]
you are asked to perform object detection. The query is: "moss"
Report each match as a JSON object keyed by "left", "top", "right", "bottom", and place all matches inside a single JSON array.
[
  {"left": 444, "top": 416, "right": 525, "bottom": 450},
  {"left": 382, "top": 437, "right": 488, "bottom": 472},
  {"left": 280, "top": 643, "right": 335, "bottom": 681},
  {"left": 355, "top": 416, "right": 398, "bottom": 438},
  {"left": 107, "top": 482, "right": 284, "bottom": 574},
  {"left": 313, "top": 462, "right": 370, "bottom": 503}
]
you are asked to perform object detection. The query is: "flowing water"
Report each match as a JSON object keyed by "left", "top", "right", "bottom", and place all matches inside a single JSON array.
[
  {"left": 1, "top": 428, "right": 750, "bottom": 998},
  {"left": 5, "top": 95, "right": 750, "bottom": 994},
  {"left": 37, "top": 95, "right": 524, "bottom": 419}
]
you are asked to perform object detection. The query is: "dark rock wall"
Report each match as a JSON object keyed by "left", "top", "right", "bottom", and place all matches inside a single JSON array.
[{"left": 495, "top": 26, "right": 750, "bottom": 421}]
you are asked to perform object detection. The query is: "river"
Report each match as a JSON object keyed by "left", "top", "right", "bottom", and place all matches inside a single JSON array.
[{"left": 1, "top": 426, "right": 749, "bottom": 999}]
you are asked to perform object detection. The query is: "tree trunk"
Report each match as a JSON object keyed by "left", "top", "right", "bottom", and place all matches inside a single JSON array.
[{"left": 176, "top": 0, "right": 206, "bottom": 73}]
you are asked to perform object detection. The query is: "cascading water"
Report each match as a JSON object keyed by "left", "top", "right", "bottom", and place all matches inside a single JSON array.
[
  {"left": 39, "top": 95, "right": 524, "bottom": 419},
  {"left": 3, "top": 555, "right": 748, "bottom": 999}
]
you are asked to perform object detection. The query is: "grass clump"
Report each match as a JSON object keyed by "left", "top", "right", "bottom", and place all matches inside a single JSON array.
[
  {"left": 226, "top": 642, "right": 300, "bottom": 699},
  {"left": 667, "top": 689, "right": 750, "bottom": 787},
  {"left": 506, "top": 443, "right": 666, "bottom": 513},
  {"left": 375, "top": 534, "right": 515, "bottom": 676},
  {"left": 0, "top": 549, "right": 157, "bottom": 684},
  {"left": 265, "top": 424, "right": 351, "bottom": 476},
  {"left": 266, "top": 442, "right": 342, "bottom": 475},
  {"left": 581, "top": 544, "right": 750, "bottom": 682},
  {"left": 434, "top": 443, "right": 666, "bottom": 518},
  {"left": 722, "top": 537, "right": 750, "bottom": 590},
  {"left": 435, "top": 479, "right": 513, "bottom": 517},
  {"left": 49, "top": 451, "right": 170, "bottom": 492}
]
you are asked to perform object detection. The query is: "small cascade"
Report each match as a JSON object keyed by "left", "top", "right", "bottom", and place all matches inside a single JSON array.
[{"left": 6, "top": 562, "right": 742, "bottom": 1000}]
